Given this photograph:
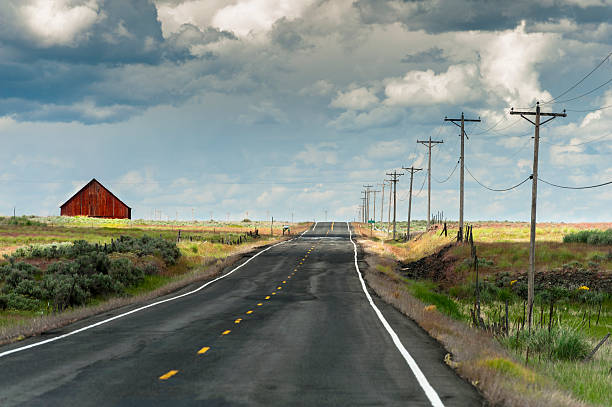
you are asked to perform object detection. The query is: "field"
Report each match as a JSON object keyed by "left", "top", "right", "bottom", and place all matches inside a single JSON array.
[
  {"left": 0, "top": 216, "right": 308, "bottom": 342},
  {"left": 357, "top": 221, "right": 612, "bottom": 407}
]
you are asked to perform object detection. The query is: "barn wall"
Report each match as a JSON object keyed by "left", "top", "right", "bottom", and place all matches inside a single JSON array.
[{"left": 61, "top": 181, "right": 130, "bottom": 219}]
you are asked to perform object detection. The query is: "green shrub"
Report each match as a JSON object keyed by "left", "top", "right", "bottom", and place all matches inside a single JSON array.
[
  {"left": 109, "top": 258, "right": 144, "bottom": 287},
  {"left": 563, "top": 229, "right": 612, "bottom": 245}
]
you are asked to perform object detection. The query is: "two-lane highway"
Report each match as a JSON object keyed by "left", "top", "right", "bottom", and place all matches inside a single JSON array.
[{"left": 0, "top": 222, "right": 482, "bottom": 406}]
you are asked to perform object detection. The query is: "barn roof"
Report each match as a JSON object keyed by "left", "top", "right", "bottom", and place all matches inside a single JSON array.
[{"left": 60, "top": 178, "right": 131, "bottom": 209}]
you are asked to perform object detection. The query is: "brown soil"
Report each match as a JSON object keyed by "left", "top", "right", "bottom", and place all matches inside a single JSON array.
[
  {"left": 399, "top": 244, "right": 465, "bottom": 288},
  {"left": 506, "top": 266, "right": 612, "bottom": 292}
]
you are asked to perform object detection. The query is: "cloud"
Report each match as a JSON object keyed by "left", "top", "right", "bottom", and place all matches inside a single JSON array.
[
  {"left": 20, "top": 0, "right": 102, "bottom": 47},
  {"left": 401, "top": 47, "right": 445, "bottom": 64},
  {"left": 384, "top": 64, "right": 480, "bottom": 106},
  {"left": 367, "top": 140, "right": 408, "bottom": 159},
  {"left": 330, "top": 87, "right": 379, "bottom": 111},
  {"left": 11, "top": 154, "right": 72, "bottom": 169},
  {"left": 295, "top": 143, "right": 338, "bottom": 165},
  {"left": 114, "top": 170, "right": 160, "bottom": 195},
  {"left": 238, "top": 101, "right": 288, "bottom": 125},
  {"left": 299, "top": 80, "right": 334, "bottom": 97},
  {"left": 329, "top": 106, "right": 403, "bottom": 131},
  {"left": 477, "top": 22, "right": 554, "bottom": 106},
  {"left": 211, "top": 0, "right": 314, "bottom": 37}
]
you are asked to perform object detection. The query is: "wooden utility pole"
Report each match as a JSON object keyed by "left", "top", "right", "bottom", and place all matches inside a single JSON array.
[
  {"left": 387, "top": 180, "right": 392, "bottom": 236},
  {"left": 510, "top": 102, "right": 566, "bottom": 332},
  {"left": 386, "top": 170, "right": 404, "bottom": 240},
  {"left": 371, "top": 190, "right": 380, "bottom": 224},
  {"left": 361, "top": 191, "right": 367, "bottom": 223},
  {"left": 445, "top": 113, "right": 481, "bottom": 241},
  {"left": 380, "top": 182, "right": 386, "bottom": 223},
  {"left": 363, "top": 185, "right": 373, "bottom": 221},
  {"left": 402, "top": 166, "right": 422, "bottom": 240},
  {"left": 417, "top": 136, "right": 444, "bottom": 231}
]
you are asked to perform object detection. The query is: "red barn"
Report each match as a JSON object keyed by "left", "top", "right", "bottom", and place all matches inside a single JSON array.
[{"left": 60, "top": 178, "right": 131, "bottom": 219}]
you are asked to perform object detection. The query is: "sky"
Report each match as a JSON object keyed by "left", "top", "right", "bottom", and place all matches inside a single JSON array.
[{"left": 0, "top": 0, "right": 611, "bottom": 223}]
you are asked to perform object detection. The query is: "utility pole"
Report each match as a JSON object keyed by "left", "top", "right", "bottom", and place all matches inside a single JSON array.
[
  {"left": 445, "top": 112, "right": 480, "bottom": 241},
  {"left": 361, "top": 191, "right": 367, "bottom": 223},
  {"left": 387, "top": 180, "right": 392, "bottom": 236},
  {"left": 386, "top": 170, "right": 404, "bottom": 240},
  {"left": 363, "top": 185, "right": 373, "bottom": 222},
  {"left": 371, "top": 190, "right": 379, "bottom": 225},
  {"left": 380, "top": 182, "right": 385, "bottom": 223},
  {"left": 402, "top": 166, "right": 422, "bottom": 240},
  {"left": 510, "top": 102, "right": 566, "bottom": 332},
  {"left": 417, "top": 136, "right": 444, "bottom": 231}
]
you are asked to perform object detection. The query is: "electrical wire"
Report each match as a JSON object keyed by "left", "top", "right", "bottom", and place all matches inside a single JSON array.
[
  {"left": 538, "top": 177, "right": 612, "bottom": 189},
  {"left": 554, "top": 77, "right": 612, "bottom": 104},
  {"left": 540, "top": 51, "right": 612, "bottom": 106},
  {"left": 413, "top": 171, "right": 427, "bottom": 197},
  {"left": 434, "top": 159, "right": 459, "bottom": 183},
  {"left": 540, "top": 133, "right": 611, "bottom": 147},
  {"left": 465, "top": 165, "right": 532, "bottom": 192},
  {"left": 565, "top": 104, "right": 612, "bottom": 113}
]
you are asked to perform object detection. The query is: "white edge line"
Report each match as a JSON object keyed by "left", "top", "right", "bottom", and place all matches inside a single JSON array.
[
  {"left": 347, "top": 222, "right": 445, "bottom": 407},
  {"left": 0, "top": 237, "right": 294, "bottom": 359}
]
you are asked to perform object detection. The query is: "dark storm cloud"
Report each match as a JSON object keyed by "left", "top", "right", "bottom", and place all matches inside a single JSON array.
[
  {"left": 0, "top": 0, "right": 164, "bottom": 65},
  {"left": 0, "top": 0, "right": 241, "bottom": 124},
  {"left": 269, "top": 18, "right": 310, "bottom": 51},
  {"left": 353, "top": 0, "right": 612, "bottom": 33},
  {"left": 401, "top": 47, "right": 445, "bottom": 64}
]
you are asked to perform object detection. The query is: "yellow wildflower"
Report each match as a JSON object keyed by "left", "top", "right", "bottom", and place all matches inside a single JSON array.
[
  {"left": 578, "top": 285, "right": 589, "bottom": 291},
  {"left": 510, "top": 280, "right": 517, "bottom": 285}
]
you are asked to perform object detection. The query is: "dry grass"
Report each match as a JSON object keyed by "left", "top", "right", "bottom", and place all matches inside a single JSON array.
[{"left": 360, "top": 239, "right": 586, "bottom": 407}]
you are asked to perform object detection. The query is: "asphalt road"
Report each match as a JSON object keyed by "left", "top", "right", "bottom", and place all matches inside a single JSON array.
[{"left": 0, "top": 222, "right": 483, "bottom": 406}]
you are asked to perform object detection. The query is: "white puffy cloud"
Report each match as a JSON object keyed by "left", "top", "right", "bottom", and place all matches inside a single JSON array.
[
  {"left": 155, "top": 0, "right": 314, "bottom": 38},
  {"left": 367, "top": 140, "right": 408, "bottom": 159},
  {"left": 20, "top": 0, "right": 102, "bottom": 47},
  {"left": 477, "top": 22, "right": 554, "bottom": 106},
  {"left": 330, "top": 87, "right": 379, "bottom": 111},
  {"left": 384, "top": 64, "right": 480, "bottom": 106},
  {"left": 295, "top": 143, "right": 338, "bottom": 165},
  {"left": 329, "top": 106, "right": 403, "bottom": 131}
]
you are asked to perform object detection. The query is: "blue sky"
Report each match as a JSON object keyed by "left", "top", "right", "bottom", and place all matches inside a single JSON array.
[{"left": 0, "top": 0, "right": 610, "bottom": 222}]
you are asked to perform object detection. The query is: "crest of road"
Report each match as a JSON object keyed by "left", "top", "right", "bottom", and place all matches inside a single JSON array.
[{"left": 0, "top": 222, "right": 482, "bottom": 406}]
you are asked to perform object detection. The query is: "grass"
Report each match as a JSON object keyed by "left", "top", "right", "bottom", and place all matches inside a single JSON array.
[{"left": 357, "top": 221, "right": 611, "bottom": 406}]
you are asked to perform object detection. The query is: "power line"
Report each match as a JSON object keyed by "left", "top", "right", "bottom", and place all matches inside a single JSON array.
[
  {"left": 465, "top": 165, "right": 532, "bottom": 192},
  {"left": 541, "top": 51, "right": 612, "bottom": 105},
  {"left": 413, "top": 172, "right": 427, "bottom": 197},
  {"left": 538, "top": 177, "right": 612, "bottom": 189},
  {"left": 554, "top": 77, "right": 612, "bottom": 104},
  {"left": 565, "top": 104, "right": 612, "bottom": 113},
  {"left": 540, "top": 133, "right": 612, "bottom": 146},
  {"left": 434, "top": 159, "right": 459, "bottom": 183}
]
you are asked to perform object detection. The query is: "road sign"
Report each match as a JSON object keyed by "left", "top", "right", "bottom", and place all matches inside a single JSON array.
[{"left": 368, "top": 220, "right": 375, "bottom": 224}]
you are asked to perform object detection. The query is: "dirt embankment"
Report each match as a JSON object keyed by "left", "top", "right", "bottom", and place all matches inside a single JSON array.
[
  {"left": 399, "top": 244, "right": 464, "bottom": 288},
  {"left": 399, "top": 243, "right": 611, "bottom": 291}
]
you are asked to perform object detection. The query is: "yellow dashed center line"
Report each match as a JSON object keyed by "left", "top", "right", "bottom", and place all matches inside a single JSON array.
[
  {"left": 265, "top": 296, "right": 270, "bottom": 300},
  {"left": 197, "top": 347, "right": 210, "bottom": 355},
  {"left": 282, "top": 280, "right": 286, "bottom": 283},
  {"left": 222, "top": 330, "right": 231, "bottom": 335},
  {"left": 246, "top": 310, "right": 253, "bottom": 314},
  {"left": 272, "top": 292, "right": 276, "bottom": 295},
  {"left": 257, "top": 303, "right": 263, "bottom": 306},
  {"left": 235, "top": 319, "right": 242, "bottom": 324},
  {"left": 277, "top": 286, "right": 282, "bottom": 290},
  {"left": 159, "top": 370, "right": 179, "bottom": 380}
]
